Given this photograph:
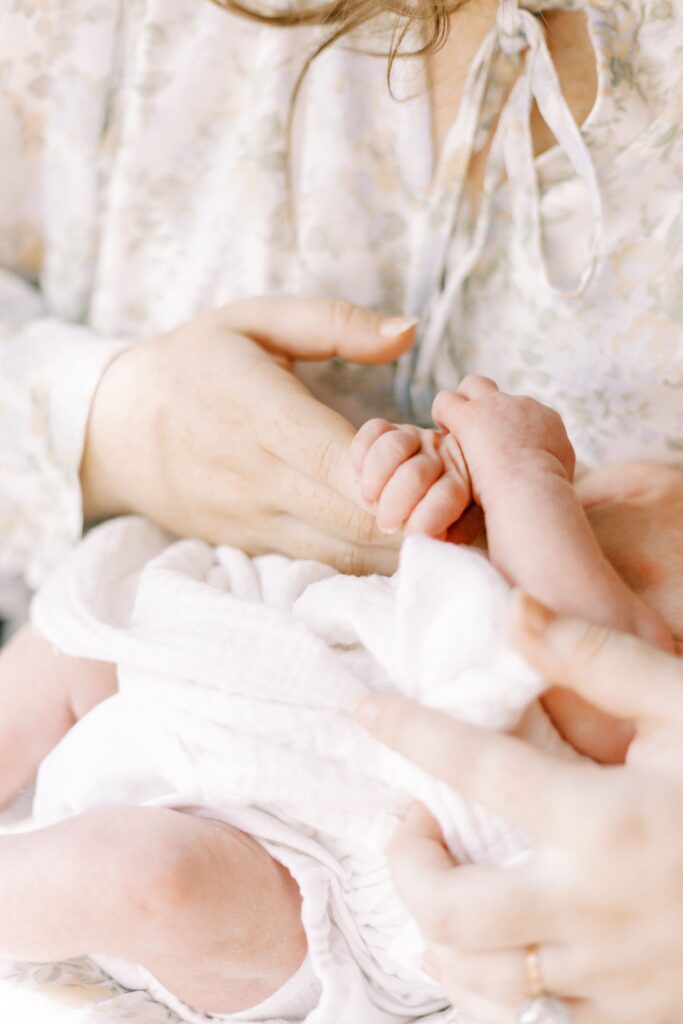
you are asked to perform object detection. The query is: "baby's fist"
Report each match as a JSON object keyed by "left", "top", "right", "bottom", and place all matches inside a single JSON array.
[{"left": 351, "top": 419, "right": 471, "bottom": 537}]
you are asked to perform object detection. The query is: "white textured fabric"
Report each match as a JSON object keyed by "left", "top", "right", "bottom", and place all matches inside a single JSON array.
[
  {"left": 92, "top": 949, "right": 323, "bottom": 1024},
  {"left": 31, "top": 516, "right": 567, "bottom": 1023},
  {"left": 1, "top": 0, "right": 683, "bottom": 596}
]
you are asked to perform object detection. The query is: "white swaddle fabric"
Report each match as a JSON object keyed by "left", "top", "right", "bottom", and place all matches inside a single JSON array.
[{"left": 31, "top": 516, "right": 565, "bottom": 1024}]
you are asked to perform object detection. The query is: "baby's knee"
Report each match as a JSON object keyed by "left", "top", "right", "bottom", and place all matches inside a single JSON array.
[
  {"left": 97, "top": 809, "right": 222, "bottom": 919},
  {"left": 106, "top": 809, "right": 307, "bottom": 980},
  {"left": 104, "top": 809, "right": 290, "bottom": 930}
]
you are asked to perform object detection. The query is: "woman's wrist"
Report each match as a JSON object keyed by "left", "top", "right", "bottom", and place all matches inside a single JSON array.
[{"left": 80, "top": 345, "right": 142, "bottom": 523}]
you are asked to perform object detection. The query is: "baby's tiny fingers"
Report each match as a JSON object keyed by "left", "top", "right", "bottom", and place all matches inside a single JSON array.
[
  {"left": 360, "top": 426, "right": 422, "bottom": 505},
  {"left": 405, "top": 472, "right": 471, "bottom": 537},
  {"left": 376, "top": 453, "right": 443, "bottom": 532},
  {"left": 351, "top": 419, "right": 394, "bottom": 473}
]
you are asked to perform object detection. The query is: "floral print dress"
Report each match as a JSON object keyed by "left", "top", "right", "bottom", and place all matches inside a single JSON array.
[{"left": 0, "top": 0, "right": 681, "bottom": 596}]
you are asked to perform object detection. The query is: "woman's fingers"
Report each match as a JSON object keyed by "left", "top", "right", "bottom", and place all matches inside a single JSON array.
[
  {"left": 258, "top": 375, "right": 385, "bottom": 508},
  {"left": 216, "top": 296, "right": 418, "bottom": 364},
  {"left": 272, "top": 454, "right": 401, "bottom": 550},
  {"left": 356, "top": 696, "right": 589, "bottom": 835},
  {"left": 272, "top": 519, "right": 400, "bottom": 575},
  {"left": 575, "top": 460, "right": 675, "bottom": 507},
  {"left": 389, "top": 806, "right": 566, "bottom": 949},
  {"left": 511, "top": 593, "right": 683, "bottom": 727}
]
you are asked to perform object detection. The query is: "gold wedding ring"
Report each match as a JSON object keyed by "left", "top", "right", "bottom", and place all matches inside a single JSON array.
[
  {"left": 510, "top": 945, "right": 573, "bottom": 1024},
  {"left": 525, "top": 944, "right": 545, "bottom": 999}
]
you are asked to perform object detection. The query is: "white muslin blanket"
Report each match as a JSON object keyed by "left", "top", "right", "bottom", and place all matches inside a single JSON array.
[{"left": 31, "top": 516, "right": 564, "bottom": 1024}]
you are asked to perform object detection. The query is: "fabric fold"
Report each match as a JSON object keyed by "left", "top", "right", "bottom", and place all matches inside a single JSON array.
[{"left": 397, "top": 0, "right": 604, "bottom": 423}]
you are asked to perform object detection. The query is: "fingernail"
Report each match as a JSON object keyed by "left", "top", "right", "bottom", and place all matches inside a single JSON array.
[
  {"left": 379, "top": 316, "right": 419, "bottom": 339},
  {"left": 510, "top": 589, "right": 556, "bottom": 637},
  {"left": 355, "top": 695, "right": 381, "bottom": 729}
]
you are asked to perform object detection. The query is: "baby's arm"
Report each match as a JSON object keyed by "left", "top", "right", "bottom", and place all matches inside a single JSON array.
[
  {"left": 0, "top": 625, "right": 117, "bottom": 807},
  {"left": 353, "top": 376, "right": 673, "bottom": 762}
]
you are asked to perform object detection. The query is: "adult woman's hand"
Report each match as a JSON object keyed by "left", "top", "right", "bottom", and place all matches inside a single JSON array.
[
  {"left": 80, "top": 296, "right": 416, "bottom": 574},
  {"left": 578, "top": 461, "right": 683, "bottom": 641},
  {"left": 356, "top": 595, "right": 683, "bottom": 1024},
  {"left": 541, "top": 460, "right": 683, "bottom": 761}
]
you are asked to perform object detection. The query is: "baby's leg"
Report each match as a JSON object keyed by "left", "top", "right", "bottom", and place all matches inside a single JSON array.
[
  {"left": 0, "top": 626, "right": 117, "bottom": 806},
  {"left": 0, "top": 806, "right": 306, "bottom": 1014}
]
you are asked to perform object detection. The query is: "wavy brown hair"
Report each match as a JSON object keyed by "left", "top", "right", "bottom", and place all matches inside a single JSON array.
[{"left": 208, "top": 0, "right": 459, "bottom": 104}]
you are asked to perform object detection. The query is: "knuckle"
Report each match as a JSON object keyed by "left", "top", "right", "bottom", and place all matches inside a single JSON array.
[
  {"left": 364, "top": 417, "right": 391, "bottom": 434},
  {"left": 506, "top": 393, "right": 541, "bottom": 423},
  {"left": 381, "top": 430, "right": 415, "bottom": 461},
  {"left": 336, "top": 543, "right": 369, "bottom": 575},
  {"left": 412, "top": 456, "right": 441, "bottom": 489},
  {"left": 310, "top": 438, "right": 342, "bottom": 485},
  {"left": 428, "top": 481, "right": 460, "bottom": 518},
  {"left": 328, "top": 298, "right": 363, "bottom": 337},
  {"left": 346, "top": 504, "right": 381, "bottom": 545},
  {"left": 359, "top": 419, "right": 391, "bottom": 449},
  {"left": 573, "top": 620, "right": 614, "bottom": 669}
]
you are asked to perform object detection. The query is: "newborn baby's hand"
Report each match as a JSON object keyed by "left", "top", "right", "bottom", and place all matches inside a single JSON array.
[
  {"left": 432, "top": 378, "right": 671, "bottom": 649},
  {"left": 350, "top": 420, "right": 471, "bottom": 538},
  {"left": 354, "top": 375, "right": 673, "bottom": 763},
  {"left": 431, "top": 375, "right": 576, "bottom": 504},
  {"left": 350, "top": 375, "right": 572, "bottom": 541}
]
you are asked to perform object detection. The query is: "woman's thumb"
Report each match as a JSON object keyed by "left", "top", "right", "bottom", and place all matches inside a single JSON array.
[{"left": 216, "top": 295, "right": 417, "bottom": 364}]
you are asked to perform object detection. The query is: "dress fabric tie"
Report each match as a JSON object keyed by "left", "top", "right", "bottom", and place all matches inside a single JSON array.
[{"left": 396, "top": 0, "right": 603, "bottom": 424}]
